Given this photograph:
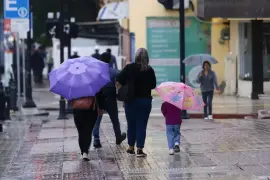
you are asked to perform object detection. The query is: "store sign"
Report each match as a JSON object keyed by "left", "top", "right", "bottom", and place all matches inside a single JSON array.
[{"left": 198, "top": 0, "right": 270, "bottom": 18}]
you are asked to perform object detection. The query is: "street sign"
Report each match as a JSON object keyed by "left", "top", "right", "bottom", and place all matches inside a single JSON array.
[
  {"left": 11, "top": 19, "right": 28, "bottom": 38},
  {"left": 4, "top": 0, "right": 30, "bottom": 38},
  {"left": 4, "top": 0, "right": 29, "bottom": 19}
]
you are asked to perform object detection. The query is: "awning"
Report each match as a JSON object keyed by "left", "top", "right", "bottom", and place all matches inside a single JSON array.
[
  {"left": 157, "top": 0, "right": 190, "bottom": 10},
  {"left": 97, "top": 2, "right": 129, "bottom": 20}
]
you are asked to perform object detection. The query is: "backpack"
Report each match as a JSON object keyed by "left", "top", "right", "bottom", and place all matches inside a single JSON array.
[{"left": 72, "top": 97, "right": 96, "bottom": 110}]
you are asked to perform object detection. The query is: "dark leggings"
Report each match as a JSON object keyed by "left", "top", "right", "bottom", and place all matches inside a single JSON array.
[
  {"left": 73, "top": 108, "right": 98, "bottom": 154},
  {"left": 202, "top": 90, "right": 214, "bottom": 117}
]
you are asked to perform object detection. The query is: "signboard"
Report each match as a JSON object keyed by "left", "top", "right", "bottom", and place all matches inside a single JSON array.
[
  {"left": 4, "top": 0, "right": 29, "bottom": 19},
  {"left": 146, "top": 17, "right": 211, "bottom": 87},
  {"left": 4, "top": 0, "right": 30, "bottom": 38},
  {"left": 197, "top": 0, "right": 270, "bottom": 18}
]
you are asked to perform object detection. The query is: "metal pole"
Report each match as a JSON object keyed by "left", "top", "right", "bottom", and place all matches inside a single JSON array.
[
  {"left": 22, "top": 40, "right": 26, "bottom": 102},
  {"left": 15, "top": 33, "right": 22, "bottom": 115},
  {"left": 66, "top": 11, "right": 73, "bottom": 114},
  {"left": 57, "top": 0, "right": 68, "bottom": 119},
  {"left": 179, "top": 0, "right": 189, "bottom": 119},
  {"left": 23, "top": 5, "right": 36, "bottom": 108}
]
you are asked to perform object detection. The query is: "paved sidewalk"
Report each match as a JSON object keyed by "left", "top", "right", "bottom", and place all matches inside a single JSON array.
[{"left": 1, "top": 115, "right": 270, "bottom": 179}]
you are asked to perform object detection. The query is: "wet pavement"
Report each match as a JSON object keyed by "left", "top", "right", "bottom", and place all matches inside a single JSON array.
[{"left": 1, "top": 114, "right": 270, "bottom": 179}]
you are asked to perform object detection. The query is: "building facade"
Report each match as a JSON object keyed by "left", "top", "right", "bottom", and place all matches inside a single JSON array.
[
  {"left": 129, "top": 0, "right": 227, "bottom": 89},
  {"left": 198, "top": 0, "right": 270, "bottom": 98}
]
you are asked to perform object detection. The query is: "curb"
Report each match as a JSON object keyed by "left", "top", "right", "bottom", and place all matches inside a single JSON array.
[
  {"left": 11, "top": 110, "right": 50, "bottom": 117},
  {"left": 39, "top": 107, "right": 256, "bottom": 119}
]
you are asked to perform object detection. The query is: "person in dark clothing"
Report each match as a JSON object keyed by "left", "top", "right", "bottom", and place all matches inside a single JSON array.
[
  {"left": 92, "top": 48, "right": 101, "bottom": 60},
  {"left": 31, "top": 46, "right": 45, "bottom": 84},
  {"left": 73, "top": 92, "right": 105, "bottom": 161},
  {"left": 106, "top": 48, "right": 118, "bottom": 70},
  {"left": 116, "top": 48, "right": 156, "bottom": 157},
  {"left": 93, "top": 52, "right": 126, "bottom": 148},
  {"left": 70, "top": 50, "right": 80, "bottom": 59}
]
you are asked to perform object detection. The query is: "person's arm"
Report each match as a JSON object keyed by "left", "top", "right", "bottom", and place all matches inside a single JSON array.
[
  {"left": 149, "top": 67, "right": 157, "bottom": 89},
  {"left": 196, "top": 71, "right": 203, "bottom": 83},
  {"left": 116, "top": 64, "right": 129, "bottom": 85},
  {"left": 213, "top": 72, "right": 220, "bottom": 90},
  {"left": 113, "top": 56, "right": 118, "bottom": 70},
  {"left": 161, "top": 103, "right": 167, "bottom": 117}
]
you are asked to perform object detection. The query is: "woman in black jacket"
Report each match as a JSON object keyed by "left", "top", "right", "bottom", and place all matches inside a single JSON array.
[{"left": 117, "top": 48, "right": 156, "bottom": 157}]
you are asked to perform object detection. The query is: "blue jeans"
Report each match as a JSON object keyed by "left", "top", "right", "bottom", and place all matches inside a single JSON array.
[
  {"left": 166, "top": 124, "right": 181, "bottom": 149},
  {"left": 202, "top": 90, "right": 214, "bottom": 117},
  {"left": 125, "top": 98, "right": 152, "bottom": 148},
  {"left": 93, "top": 115, "right": 103, "bottom": 140},
  {"left": 93, "top": 96, "right": 122, "bottom": 141}
]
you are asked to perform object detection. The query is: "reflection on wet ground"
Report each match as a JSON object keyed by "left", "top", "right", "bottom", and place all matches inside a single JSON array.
[{"left": 1, "top": 116, "right": 270, "bottom": 179}]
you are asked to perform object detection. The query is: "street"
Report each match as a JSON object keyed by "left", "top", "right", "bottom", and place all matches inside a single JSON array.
[{"left": 1, "top": 113, "right": 270, "bottom": 180}]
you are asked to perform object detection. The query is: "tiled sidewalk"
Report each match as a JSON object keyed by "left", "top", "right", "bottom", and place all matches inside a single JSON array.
[{"left": 1, "top": 116, "right": 270, "bottom": 179}]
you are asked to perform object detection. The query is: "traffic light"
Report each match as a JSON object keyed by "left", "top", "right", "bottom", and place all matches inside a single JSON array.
[
  {"left": 46, "top": 21, "right": 79, "bottom": 39},
  {"left": 46, "top": 20, "right": 57, "bottom": 37}
]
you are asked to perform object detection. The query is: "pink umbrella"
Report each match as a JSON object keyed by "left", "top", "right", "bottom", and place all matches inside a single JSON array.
[{"left": 156, "top": 82, "right": 205, "bottom": 110}]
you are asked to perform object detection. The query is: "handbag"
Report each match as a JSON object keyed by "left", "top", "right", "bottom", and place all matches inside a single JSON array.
[
  {"left": 117, "top": 81, "right": 135, "bottom": 102},
  {"left": 72, "top": 97, "right": 96, "bottom": 110}
]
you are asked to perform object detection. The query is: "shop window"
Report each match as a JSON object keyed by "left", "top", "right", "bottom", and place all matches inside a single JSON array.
[{"left": 239, "top": 22, "right": 270, "bottom": 81}]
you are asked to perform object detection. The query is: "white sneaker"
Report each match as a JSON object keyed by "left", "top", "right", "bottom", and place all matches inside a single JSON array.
[
  {"left": 204, "top": 117, "right": 209, "bottom": 120},
  {"left": 82, "top": 153, "right": 90, "bottom": 161},
  {"left": 169, "top": 149, "right": 175, "bottom": 155},
  {"left": 208, "top": 115, "right": 213, "bottom": 120}
]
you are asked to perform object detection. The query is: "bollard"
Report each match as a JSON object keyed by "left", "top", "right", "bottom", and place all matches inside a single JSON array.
[
  {"left": 4, "top": 87, "right": 11, "bottom": 120},
  {"left": 0, "top": 83, "right": 5, "bottom": 132},
  {"left": 9, "top": 79, "right": 18, "bottom": 111},
  {"left": 67, "top": 100, "right": 73, "bottom": 114}
]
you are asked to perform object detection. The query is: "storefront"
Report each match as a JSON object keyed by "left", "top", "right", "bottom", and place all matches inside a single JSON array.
[{"left": 198, "top": 0, "right": 270, "bottom": 98}]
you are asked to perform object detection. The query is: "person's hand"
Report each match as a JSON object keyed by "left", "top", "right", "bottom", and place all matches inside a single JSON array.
[
  {"left": 199, "top": 72, "right": 203, "bottom": 77},
  {"left": 216, "top": 89, "right": 221, "bottom": 94},
  {"left": 98, "top": 109, "right": 104, "bottom": 115},
  {"left": 115, "top": 82, "right": 121, "bottom": 90}
]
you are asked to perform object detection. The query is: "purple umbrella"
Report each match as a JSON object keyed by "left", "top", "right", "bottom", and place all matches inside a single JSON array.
[{"left": 49, "top": 56, "right": 110, "bottom": 100}]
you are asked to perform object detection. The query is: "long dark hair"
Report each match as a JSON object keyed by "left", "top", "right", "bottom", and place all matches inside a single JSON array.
[
  {"left": 135, "top": 48, "right": 150, "bottom": 71},
  {"left": 202, "top": 61, "right": 211, "bottom": 70}
]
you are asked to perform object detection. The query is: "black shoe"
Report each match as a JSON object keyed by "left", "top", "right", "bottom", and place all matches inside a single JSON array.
[
  {"left": 126, "top": 148, "right": 135, "bottom": 155},
  {"left": 93, "top": 140, "right": 102, "bottom": 148},
  {"left": 116, "top": 132, "right": 126, "bottom": 145},
  {"left": 136, "top": 149, "right": 147, "bottom": 157},
  {"left": 174, "top": 145, "right": 180, "bottom": 153}
]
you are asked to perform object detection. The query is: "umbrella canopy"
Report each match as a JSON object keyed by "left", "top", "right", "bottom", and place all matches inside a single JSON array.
[
  {"left": 156, "top": 82, "right": 204, "bottom": 110},
  {"left": 183, "top": 54, "right": 218, "bottom": 66},
  {"left": 49, "top": 56, "right": 111, "bottom": 100}
]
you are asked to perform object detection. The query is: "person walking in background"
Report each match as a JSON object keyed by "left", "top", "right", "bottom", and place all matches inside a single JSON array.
[
  {"left": 92, "top": 46, "right": 101, "bottom": 60},
  {"left": 47, "top": 49, "right": 53, "bottom": 78},
  {"left": 106, "top": 48, "right": 118, "bottom": 70},
  {"left": 196, "top": 61, "right": 220, "bottom": 120},
  {"left": 71, "top": 49, "right": 80, "bottom": 59},
  {"left": 161, "top": 102, "right": 182, "bottom": 155},
  {"left": 116, "top": 48, "right": 156, "bottom": 157},
  {"left": 93, "top": 52, "right": 126, "bottom": 148},
  {"left": 31, "top": 46, "right": 45, "bottom": 84},
  {"left": 73, "top": 93, "right": 105, "bottom": 161}
]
